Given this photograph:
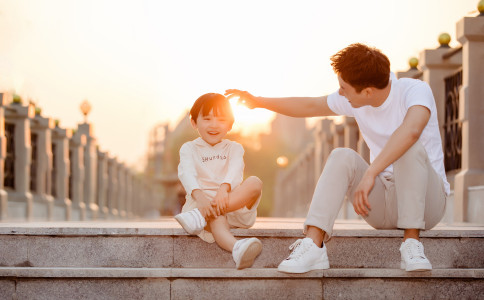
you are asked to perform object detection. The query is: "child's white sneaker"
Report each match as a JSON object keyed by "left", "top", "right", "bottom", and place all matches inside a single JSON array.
[
  {"left": 174, "top": 208, "right": 207, "bottom": 235},
  {"left": 232, "top": 238, "right": 262, "bottom": 269},
  {"left": 400, "top": 238, "right": 432, "bottom": 271},
  {"left": 278, "top": 237, "right": 330, "bottom": 273}
]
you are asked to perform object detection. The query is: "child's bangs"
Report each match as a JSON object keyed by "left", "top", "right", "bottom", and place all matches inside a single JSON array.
[{"left": 201, "top": 99, "right": 234, "bottom": 120}]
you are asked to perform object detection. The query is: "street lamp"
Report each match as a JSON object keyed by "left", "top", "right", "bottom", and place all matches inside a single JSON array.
[
  {"left": 80, "top": 99, "right": 92, "bottom": 123},
  {"left": 276, "top": 156, "right": 289, "bottom": 168}
]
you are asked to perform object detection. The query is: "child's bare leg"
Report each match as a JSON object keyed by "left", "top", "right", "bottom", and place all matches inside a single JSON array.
[
  {"left": 226, "top": 176, "right": 262, "bottom": 213},
  {"left": 210, "top": 215, "right": 237, "bottom": 252}
]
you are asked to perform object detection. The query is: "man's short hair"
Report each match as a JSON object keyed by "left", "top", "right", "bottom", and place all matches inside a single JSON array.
[
  {"left": 190, "top": 93, "right": 234, "bottom": 125},
  {"left": 330, "top": 43, "right": 390, "bottom": 92}
]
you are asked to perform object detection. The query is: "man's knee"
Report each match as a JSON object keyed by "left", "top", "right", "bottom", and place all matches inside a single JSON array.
[{"left": 327, "top": 148, "right": 358, "bottom": 163}]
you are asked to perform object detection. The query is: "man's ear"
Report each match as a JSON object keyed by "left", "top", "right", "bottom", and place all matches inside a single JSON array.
[
  {"left": 363, "top": 87, "right": 373, "bottom": 97},
  {"left": 190, "top": 118, "right": 197, "bottom": 129}
]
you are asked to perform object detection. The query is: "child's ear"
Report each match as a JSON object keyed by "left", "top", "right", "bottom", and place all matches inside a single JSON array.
[{"left": 190, "top": 118, "right": 197, "bottom": 129}]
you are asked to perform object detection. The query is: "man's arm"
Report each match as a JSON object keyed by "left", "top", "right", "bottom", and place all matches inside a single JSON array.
[
  {"left": 225, "top": 89, "right": 337, "bottom": 117},
  {"left": 353, "top": 105, "right": 431, "bottom": 216}
]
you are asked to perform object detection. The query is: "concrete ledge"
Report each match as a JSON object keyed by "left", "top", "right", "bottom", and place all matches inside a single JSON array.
[
  {"left": 0, "top": 267, "right": 482, "bottom": 279},
  {"left": 0, "top": 218, "right": 483, "bottom": 237}
]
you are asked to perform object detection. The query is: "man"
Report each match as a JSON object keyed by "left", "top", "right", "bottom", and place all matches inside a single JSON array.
[{"left": 225, "top": 43, "right": 449, "bottom": 273}]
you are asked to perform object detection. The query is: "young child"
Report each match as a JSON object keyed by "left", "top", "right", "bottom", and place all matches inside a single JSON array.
[{"left": 174, "top": 92, "right": 263, "bottom": 269}]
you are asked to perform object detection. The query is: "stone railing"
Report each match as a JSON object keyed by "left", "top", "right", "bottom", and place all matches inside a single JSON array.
[
  {"left": 273, "top": 116, "right": 369, "bottom": 219},
  {"left": 273, "top": 7, "right": 484, "bottom": 223},
  {"left": 0, "top": 95, "right": 155, "bottom": 221}
]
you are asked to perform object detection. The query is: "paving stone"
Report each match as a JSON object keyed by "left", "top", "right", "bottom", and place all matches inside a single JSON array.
[
  {"left": 171, "top": 279, "right": 323, "bottom": 300},
  {"left": 15, "top": 279, "right": 170, "bottom": 300}
]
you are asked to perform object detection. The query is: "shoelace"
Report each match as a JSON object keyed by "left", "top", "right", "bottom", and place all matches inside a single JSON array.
[
  {"left": 406, "top": 241, "right": 426, "bottom": 260},
  {"left": 286, "top": 239, "right": 310, "bottom": 260}
]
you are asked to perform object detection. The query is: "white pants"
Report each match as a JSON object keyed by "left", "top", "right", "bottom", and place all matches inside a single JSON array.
[{"left": 304, "top": 142, "right": 447, "bottom": 242}]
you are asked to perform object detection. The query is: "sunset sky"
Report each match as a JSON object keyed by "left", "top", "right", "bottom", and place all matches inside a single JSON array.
[{"left": 0, "top": 0, "right": 479, "bottom": 168}]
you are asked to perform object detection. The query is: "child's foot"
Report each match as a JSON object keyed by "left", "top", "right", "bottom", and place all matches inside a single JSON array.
[
  {"left": 174, "top": 208, "right": 207, "bottom": 235},
  {"left": 232, "top": 238, "right": 262, "bottom": 270}
]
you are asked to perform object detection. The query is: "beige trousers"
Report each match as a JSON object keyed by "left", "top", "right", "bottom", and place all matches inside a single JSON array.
[{"left": 304, "top": 142, "right": 447, "bottom": 242}]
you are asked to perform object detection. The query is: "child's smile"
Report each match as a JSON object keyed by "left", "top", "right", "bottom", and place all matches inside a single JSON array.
[{"left": 191, "top": 109, "right": 232, "bottom": 146}]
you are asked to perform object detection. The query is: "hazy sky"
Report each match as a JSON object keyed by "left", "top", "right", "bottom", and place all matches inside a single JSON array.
[{"left": 0, "top": 0, "right": 479, "bottom": 168}]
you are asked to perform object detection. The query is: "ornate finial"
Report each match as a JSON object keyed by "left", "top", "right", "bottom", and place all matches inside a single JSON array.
[
  {"left": 80, "top": 99, "right": 92, "bottom": 123},
  {"left": 408, "top": 57, "right": 418, "bottom": 69},
  {"left": 35, "top": 107, "right": 42, "bottom": 116},
  {"left": 479, "top": 0, "right": 484, "bottom": 15},
  {"left": 55, "top": 119, "right": 60, "bottom": 127},
  {"left": 12, "top": 94, "right": 22, "bottom": 105},
  {"left": 438, "top": 33, "right": 451, "bottom": 48}
]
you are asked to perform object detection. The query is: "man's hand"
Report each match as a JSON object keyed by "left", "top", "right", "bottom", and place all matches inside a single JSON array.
[
  {"left": 192, "top": 190, "right": 217, "bottom": 219},
  {"left": 212, "top": 184, "right": 231, "bottom": 215},
  {"left": 353, "top": 170, "right": 375, "bottom": 216},
  {"left": 225, "top": 89, "right": 258, "bottom": 109}
]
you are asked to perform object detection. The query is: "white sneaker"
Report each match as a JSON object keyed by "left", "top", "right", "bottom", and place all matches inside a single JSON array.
[
  {"left": 232, "top": 238, "right": 262, "bottom": 270},
  {"left": 400, "top": 238, "right": 432, "bottom": 271},
  {"left": 277, "top": 238, "right": 330, "bottom": 273},
  {"left": 174, "top": 208, "right": 207, "bottom": 235}
]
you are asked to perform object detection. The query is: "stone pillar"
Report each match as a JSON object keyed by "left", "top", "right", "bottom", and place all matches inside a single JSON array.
[
  {"left": 0, "top": 94, "right": 7, "bottom": 220},
  {"left": 343, "top": 116, "right": 358, "bottom": 151},
  {"left": 107, "top": 156, "right": 119, "bottom": 219},
  {"left": 454, "top": 14, "right": 484, "bottom": 222},
  {"left": 51, "top": 125, "right": 72, "bottom": 221},
  {"left": 420, "top": 37, "right": 462, "bottom": 142},
  {"left": 125, "top": 170, "right": 134, "bottom": 219},
  {"left": 69, "top": 131, "right": 86, "bottom": 221},
  {"left": 357, "top": 131, "right": 370, "bottom": 163},
  {"left": 77, "top": 123, "right": 99, "bottom": 220},
  {"left": 331, "top": 122, "right": 344, "bottom": 149},
  {"left": 96, "top": 149, "right": 109, "bottom": 219},
  {"left": 117, "top": 163, "right": 127, "bottom": 218},
  {"left": 30, "top": 113, "right": 55, "bottom": 221},
  {"left": 4, "top": 102, "right": 34, "bottom": 221}
]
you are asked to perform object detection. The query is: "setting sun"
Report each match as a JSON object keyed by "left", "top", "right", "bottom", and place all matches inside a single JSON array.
[{"left": 229, "top": 96, "right": 275, "bottom": 136}]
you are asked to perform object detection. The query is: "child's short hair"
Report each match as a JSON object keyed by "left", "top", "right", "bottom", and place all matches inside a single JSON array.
[
  {"left": 330, "top": 43, "right": 390, "bottom": 92},
  {"left": 190, "top": 93, "right": 234, "bottom": 125}
]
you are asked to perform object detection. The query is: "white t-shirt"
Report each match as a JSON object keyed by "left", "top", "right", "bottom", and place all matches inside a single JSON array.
[
  {"left": 327, "top": 73, "right": 450, "bottom": 195},
  {"left": 178, "top": 137, "right": 244, "bottom": 196}
]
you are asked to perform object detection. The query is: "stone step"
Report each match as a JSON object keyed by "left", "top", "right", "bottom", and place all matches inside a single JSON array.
[
  {"left": 0, "top": 267, "right": 482, "bottom": 299},
  {"left": 0, "top": 218, "right": 483, "bottom": 269}
]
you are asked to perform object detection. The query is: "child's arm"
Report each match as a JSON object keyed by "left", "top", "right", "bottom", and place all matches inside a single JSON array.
[
  {"left": 213, "top": 143, "right": 244, "bottom": 214},
  {"left": 178, "top": 143, "right": 217, "bottom": 218},
  {"left": 212, "top": 183, "right": 231, "bottom": 215}
]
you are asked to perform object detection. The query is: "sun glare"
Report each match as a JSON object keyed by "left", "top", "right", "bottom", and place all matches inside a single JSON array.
[{"left": 229, "top": 96, "right": 274, "bottom": 136}]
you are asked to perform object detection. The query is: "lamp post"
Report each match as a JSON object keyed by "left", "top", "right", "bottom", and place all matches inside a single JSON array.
[{"left": 80, "top": 100, "right": 92, "bottom": 123}]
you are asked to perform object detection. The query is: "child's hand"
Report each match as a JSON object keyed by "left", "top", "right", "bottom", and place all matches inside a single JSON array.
[
  {"left": 192, "top": 190, "right": 217, "bottom": 219},
  {"left": 225, "top": 89, "right": 258, "bottom": 109},
  {"left": 213, "top": 188, "right": 229, "bottom": 215}
]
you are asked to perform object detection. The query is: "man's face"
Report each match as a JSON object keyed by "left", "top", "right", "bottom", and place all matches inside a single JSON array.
[
  {"left": 337, "top": 75, "right": 368, "bottom": 108},
  {"left": 191, "top": 109, "right": 232, "bottom": 146}
]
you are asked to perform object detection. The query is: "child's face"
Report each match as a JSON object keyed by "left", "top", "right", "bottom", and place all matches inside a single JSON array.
[{"left": 191, "top": 109, "right": 232, "bottom": 146}]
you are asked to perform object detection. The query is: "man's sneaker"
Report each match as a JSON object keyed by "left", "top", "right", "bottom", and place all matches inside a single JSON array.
[
  {"left": 400, "top": 238, "right": 432, "bottom": 271},
  {"left": 232, "top": 238, "right": 262, "bottom": 269},
  {"left": 277, "top": 237, "right": 330, "bottom": 273},
  {"left": 174, "top": 208, "right": 207, "bottom": 235}
]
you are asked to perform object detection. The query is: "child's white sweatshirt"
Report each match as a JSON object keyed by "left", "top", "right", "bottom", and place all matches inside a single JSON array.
[{"left": 178, "top": 137, "right": 244, "bottom": 196}]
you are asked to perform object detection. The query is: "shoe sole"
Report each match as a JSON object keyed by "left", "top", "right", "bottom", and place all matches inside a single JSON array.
[
  {"left": 236, "top": 239, "right": 263, "bottom": 270},
  {"left": 277, "top": 260, "right": 330, "bottom": 274},
  {"left": 174, "top": 214, "right": 202, "bottom": 235},
  {"left": 401, "top": 261, "right": 432, "bottom": 272}
]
